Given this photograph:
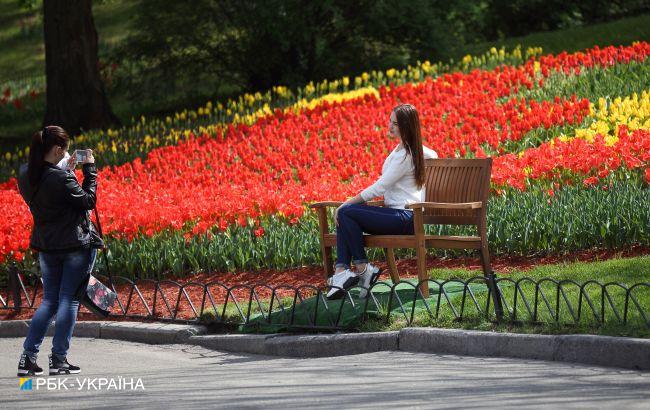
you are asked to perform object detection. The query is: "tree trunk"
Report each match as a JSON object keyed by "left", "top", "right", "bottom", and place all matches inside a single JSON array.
[{"left": 43, "top": 0, "right": 120, "bottom": 135}]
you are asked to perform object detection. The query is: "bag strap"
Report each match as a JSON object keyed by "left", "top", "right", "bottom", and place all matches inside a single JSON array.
[
  {"left": 92, "top": 207, "right": 114, "bottom": 284},
  {"left": 93, "top": 207, "right": 105, "bottom": 237}
]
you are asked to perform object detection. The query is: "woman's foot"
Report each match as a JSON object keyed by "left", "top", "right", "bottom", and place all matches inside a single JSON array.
[
  {"left": 327, "top": 267, "right": 348, "bottom": 286},
  {"left": 17, "top": 353, "right": 43, "bottom": 377},
  {"left": 326, "top": 269, "right": 360, "bottom": 300},
  {"left": 49, "top": 354, "right": 81, "bottom": 375},
  {"left": 357, "top": 263, "right": 381, "bottom": 298}
]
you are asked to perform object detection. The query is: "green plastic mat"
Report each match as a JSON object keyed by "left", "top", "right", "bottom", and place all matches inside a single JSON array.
[{"left": 240, "top": 279, "right": 492, "bottom": 333}]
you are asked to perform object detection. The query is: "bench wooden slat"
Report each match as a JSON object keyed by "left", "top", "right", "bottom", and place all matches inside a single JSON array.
[
  {"left": 406, "top": 201, "right": 482, "bottom": 210},
  {"left": 321, "top": 233, "right": 480, "bottom": 248}
]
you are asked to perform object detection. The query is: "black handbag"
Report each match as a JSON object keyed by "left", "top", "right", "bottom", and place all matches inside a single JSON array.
[{"left": 75, "top": 208, "right": 117, "bottom": 318}]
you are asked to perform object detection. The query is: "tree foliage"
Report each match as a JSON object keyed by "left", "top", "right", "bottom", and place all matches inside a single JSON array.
[
  {"left": 113, "top": 0, "right": 649, "bottom": 102},
  {"left": 114, "top": 0, "right": 457, "bottom": 99}
]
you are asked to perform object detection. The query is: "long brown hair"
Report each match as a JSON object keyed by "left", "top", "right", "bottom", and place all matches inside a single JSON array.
[
  {"left": 27, "top": 125, "right": 70, "bottom": 186},
  {"left": 393, "top": 104, "right": 425, "bottom": 188}
]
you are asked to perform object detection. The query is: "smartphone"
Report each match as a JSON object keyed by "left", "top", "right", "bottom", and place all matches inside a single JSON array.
[{"left": 75, "top": 149, "right": 89, "bottom": 163}]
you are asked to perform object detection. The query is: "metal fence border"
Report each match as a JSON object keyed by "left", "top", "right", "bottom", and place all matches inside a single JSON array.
[{"left": 1, "top": 264, "right": 648, "bottom": 331}]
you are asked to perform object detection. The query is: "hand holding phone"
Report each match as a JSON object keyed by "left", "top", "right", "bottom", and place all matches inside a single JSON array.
[{"left": 74, "top": 149, "right": 95, "bottom": 164}]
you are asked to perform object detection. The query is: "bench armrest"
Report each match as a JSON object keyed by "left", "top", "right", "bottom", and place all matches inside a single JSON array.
[
  {"left": 310, "top": 201, "right": 344, "bottom": 209},
  {"left": 310, "top": 200, "right": 385, "bottom": 209},
  {"left": 406, "top": 202, "right": 482, "bottom": 210}
]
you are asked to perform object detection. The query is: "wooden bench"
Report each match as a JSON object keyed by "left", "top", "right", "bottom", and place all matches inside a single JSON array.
[{"left": 310, "top": 158, "right": 503, "bottom": 317}]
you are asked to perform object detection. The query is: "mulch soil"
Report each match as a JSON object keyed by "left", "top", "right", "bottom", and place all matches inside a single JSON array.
[{"left": 2, "top": 245, "right": 648, "bottom": 322}]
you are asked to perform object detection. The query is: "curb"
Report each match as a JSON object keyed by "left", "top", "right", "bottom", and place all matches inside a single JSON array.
[
  {"left": 0, "top": 320, "right": 208, "bottom": 344},
  {"left": 189, "top": 332, "right": 399, "bottom": 357},
  {"left": 399, "top": 328, "right": 650, "bottom": 371},
  {"left": 1, "top": 320, "right": 648, "bottom": 370}
]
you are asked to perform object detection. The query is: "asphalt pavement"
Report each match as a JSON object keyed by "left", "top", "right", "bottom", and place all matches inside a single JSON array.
[{"left": 1, "top": 337, "right": 649, "bottom": 409}]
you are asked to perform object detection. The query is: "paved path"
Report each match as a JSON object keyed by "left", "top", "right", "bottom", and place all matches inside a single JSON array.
[{"left": 1, "top": 338, "right": 649, "bottom": 409}]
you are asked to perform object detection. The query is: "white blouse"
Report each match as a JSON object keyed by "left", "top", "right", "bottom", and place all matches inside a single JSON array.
[{"left": 359, "top": 144, "right": 438, "bottom": 209}]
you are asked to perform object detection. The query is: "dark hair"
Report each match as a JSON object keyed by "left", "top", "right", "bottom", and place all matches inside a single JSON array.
[
  {"left": 28, "top": 125, "right": 70, "bottom": 186},
  {"left": 393, "top": 104, "right": 425, "bottom": 188}
]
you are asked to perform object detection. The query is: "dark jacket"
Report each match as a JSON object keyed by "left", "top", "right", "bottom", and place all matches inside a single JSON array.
[{"left": 17, "top": 162, "right": 98, "bottom": 252}]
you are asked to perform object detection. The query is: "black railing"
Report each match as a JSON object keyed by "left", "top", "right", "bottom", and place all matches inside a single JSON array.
[{"left": 1, "top": 264, "right": 648, "bottom": 331}]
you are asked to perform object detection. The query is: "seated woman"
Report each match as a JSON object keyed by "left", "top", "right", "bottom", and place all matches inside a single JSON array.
[{"left": 328, "top": 103, "right": 437, "bottom": 299}]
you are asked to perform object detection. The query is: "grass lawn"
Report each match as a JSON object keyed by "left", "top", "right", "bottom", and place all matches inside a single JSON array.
[
  {"left": 0, "top": 0, "right": 142, "bottom": 141},
  {"left": 451, "top": 13, "right": 650, "bottom": 61},
  {"left": 357, "top": 255, "right": 650, "bottom": 338},
  {"left": 0, "top": 0, "right": 140, "bottom": 81},
  {"left": 200, "top": 256, "right": 650, "bottom": 338}
]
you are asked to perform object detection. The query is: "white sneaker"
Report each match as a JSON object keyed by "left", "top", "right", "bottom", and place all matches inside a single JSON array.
[
  {"left": 358, "top": 263, "right": 381, "bottom": 298},
  {"left": 326, "top": 270, "right": 360, "bottom": 300}
]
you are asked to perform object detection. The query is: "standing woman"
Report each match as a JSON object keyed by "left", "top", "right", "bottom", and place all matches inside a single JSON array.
[
  {"left": 16, "top": 125, "right": 98, "bottom": 376},
  {"left": 327, "top": 104, "right": 437, "bottom": 299}
]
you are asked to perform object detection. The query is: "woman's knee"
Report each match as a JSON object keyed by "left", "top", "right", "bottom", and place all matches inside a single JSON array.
[
  {"left": 41, "top": 288, "right": 60, "bottom": 305},
  {"left": 34, "top": 299, "right": 59, "bottom": 319},
  {"left": 339, "top": 203, "right": 365, "bottom": 219}
]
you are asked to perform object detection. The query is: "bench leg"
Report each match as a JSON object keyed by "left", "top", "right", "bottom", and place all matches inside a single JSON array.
[
  {"left": 322, "top": 246, "right": 334, "bottom": 283},
  {"left": 315, "top": 207, "right": 334, "bottom": 283},
  {"left": 416, "top": 246, "right": 429, "bottom": 298},
  {"left": 479, "top": 245, "right": 503, "bottom": 320},
  {"left": 385, "top": 248, "right": 400, "bottom": 283},
  {"left": 412, "top": 208, "right": 428, "bottom": 298}
]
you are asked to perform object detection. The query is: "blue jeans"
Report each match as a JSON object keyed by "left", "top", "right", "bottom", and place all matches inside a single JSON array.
[
  {"left": 23, "top": 248, "right": 97, "bottom": 360},
  {"left": 336, "top": 204, "right": 414, "bottom": 269}
]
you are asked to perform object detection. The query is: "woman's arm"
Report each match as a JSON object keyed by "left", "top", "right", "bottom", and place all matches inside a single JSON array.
[
  {"left": 358, "top": 153, "right": 409, "bottom": 201},
  {"left": 340, "top": 194, "right": 365, "bottom": 207},
  {"left": 62, "top": 163, "right": 97, "bottom": 210},
  {"left": 335, "top": 152, "right": 408, "bottom": 225}
]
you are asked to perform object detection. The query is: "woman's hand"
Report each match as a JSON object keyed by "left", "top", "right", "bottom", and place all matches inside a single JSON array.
[
  {"left": 85, "top": 149, "right": 95, "bottom": 164},
  {"left": 335, "top": 195, "right": 367, "bottom": 226},
  {"left": 66, "top": 153, "right": 77, "bottom": 170},
  {"left": 334, "top": 204, "right": 345, "bottom": 227}
]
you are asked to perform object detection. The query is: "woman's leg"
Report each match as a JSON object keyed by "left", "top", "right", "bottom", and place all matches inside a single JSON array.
[
  {"left": 336, "top": 204, "right": 372, "bottom": 271},
  {"left": 338, "top": 204, "right": 415, "bottom": 271},
  {"left": 51, "top": 248, "right": 96, "bottom": 360},
  {"left": 22, "top": 252, "right": 63, "bottom": 359},
  {"left": 335, "top": 221, "right": 353, "bottom": 273}
]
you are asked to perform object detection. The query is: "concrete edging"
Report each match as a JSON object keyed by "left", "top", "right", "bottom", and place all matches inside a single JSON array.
[
  {"left": 398, "top": 328, "right": 650, "bottom": 371},
  {"left": 189, "top": 331, "right": 399, "bottom": 357},
  {"left": 1, "top": 320, "right": 648, "bottom": 370},
  {"left": 0, "top": 320, "right": 208, "bottom": 344}
]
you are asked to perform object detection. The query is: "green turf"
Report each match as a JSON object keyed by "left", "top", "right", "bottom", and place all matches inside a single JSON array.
[
  {"left": 362, "top": 255, "right": 650, "bottom": 338},
  {"left": 451, "top": 13, "right": 650, "bottom": 61},
  {"left": 0, "top": 1, "right": 44, "bottom": 81},
  {"left": 0, "top": 0, "right": 140, "bottom": 82},
  {"left": 429, "top": 254, "right": 650, "bottom": 283},
  {"left": 200, "top": 255, "right": 650, "bottom": 337}
]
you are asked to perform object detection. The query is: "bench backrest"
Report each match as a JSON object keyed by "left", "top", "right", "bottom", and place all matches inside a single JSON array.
[{"left": 422, "top": 158, "right": 492, "bottom": 225}]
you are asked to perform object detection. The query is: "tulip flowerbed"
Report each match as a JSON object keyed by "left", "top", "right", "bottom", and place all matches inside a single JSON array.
[
  {"left": 1, "top": 45, "right": 544, "bottom": 179},
  {"left": 0, "top": 42, "right": 649, "bottom": 279}
]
